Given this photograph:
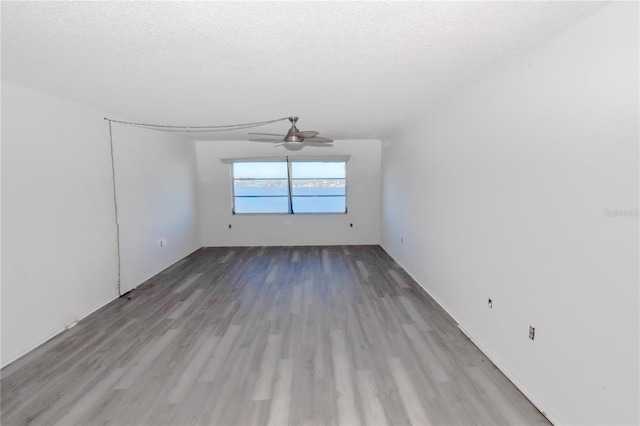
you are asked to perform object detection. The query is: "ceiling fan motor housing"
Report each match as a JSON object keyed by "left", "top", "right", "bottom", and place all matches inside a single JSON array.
[{"left": 285, "top": 116, "right": 303, "bottom": 142}]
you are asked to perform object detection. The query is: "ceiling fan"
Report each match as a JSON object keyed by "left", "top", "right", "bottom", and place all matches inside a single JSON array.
[{"left": 249, "top": 116, "right": 333, "bottom": 150}]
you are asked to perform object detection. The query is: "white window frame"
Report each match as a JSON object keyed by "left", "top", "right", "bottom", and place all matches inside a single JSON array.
[{"left": 223, "top": 155, "right": 350, "bottom": 215}]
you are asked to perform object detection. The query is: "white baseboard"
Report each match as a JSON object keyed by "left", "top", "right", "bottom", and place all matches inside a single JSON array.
[
  {"left": 1, "top": 293, "right": 120, "bottom": 369},
  {"left": 380, "top": 245, "right": 562, "bottom": 425},
  {"left": 456, "top": 323, "right": 562, "bottom": 425}
]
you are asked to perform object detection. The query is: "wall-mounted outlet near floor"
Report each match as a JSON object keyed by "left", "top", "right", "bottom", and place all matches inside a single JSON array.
[
  {"left": 350, "top": 223, "right": 353, "bottom": 228},
  {"left": 159, "top": 239, "right": 167, "bottom": 247},
  {"left": 228, "top": 224, "right": 232, "bottom": 229},
  {"left": 529, "top": 326, "right": 535, "bottom": 340},
  {"left": 488, "top": 298, "right": 492, "bottom": 309}
]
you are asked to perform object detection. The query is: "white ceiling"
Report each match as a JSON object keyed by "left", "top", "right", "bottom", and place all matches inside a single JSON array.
[{"left": 1, "top": 1, "right": 605, "bottom": 140}]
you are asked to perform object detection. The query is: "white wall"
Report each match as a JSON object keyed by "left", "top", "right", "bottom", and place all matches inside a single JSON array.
[
  {"left": 2, "top": 81, "right": 117, "bottom": 367},
  {"left": 381, "top": 3, "right": 638, "bottom": 426},
  {"left": 196, "top": 139, "right": 381, "bottom": 246},
  {"left": 1, "top": 81, "right": 200, "bottom": 367},
  {"left": 111, "top": 124, "right": 200, "bottom": 292}
]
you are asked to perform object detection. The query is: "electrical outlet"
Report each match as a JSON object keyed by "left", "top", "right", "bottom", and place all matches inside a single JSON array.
[
  {"left": 529, "top": 326, "right": 535, "bottom": 340},
  {"left": 228, "top": 224, "right": 232, "bottom": 229},
  {"left": 350, "top": 223, "right": 353, "bottom": 228},
  {"left": 488, "top": 298, "right": 492, "bottom": 309}
]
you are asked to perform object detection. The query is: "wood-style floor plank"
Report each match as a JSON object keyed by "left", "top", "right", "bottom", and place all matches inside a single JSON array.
[{"left": 1, "top": 246, "right": 549, "bottom": 426}]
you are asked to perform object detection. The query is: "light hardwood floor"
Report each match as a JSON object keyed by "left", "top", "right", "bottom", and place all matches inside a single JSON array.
[{"left": 1, "top": 246, "right": 549, "bottom": 425}]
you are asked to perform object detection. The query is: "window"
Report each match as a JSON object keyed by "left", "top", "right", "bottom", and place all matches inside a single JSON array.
[
  {"left": 230, "top": 157, "right": 347, "bottom": 214},
  {"left": 290, "top": 162, "right": 346, "bottom": 213},
  {"left": 232, "top": 162, "right": 290, "bottom": 214}
]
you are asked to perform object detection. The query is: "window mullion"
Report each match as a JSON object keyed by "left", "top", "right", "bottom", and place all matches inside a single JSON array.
[
  {"left": 231, "top": 164, "right": 236, "bottom": 214},
  {"left": 286, "top": 156, "right": 294, "bottom": 214}
]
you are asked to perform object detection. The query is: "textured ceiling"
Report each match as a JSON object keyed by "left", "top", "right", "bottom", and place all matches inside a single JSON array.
[{"left": 1, "top": 1, "right": 605, "bottom": 140}]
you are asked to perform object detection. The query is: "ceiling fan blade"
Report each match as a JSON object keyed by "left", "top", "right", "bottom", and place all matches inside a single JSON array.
[
  {"left": 304, "top": 136, "right": 333, "bottom": 143},
  {"left": 249, "top": 138, "right": 280, "bottom": 143},
  {"left": 295, "top": 130, "right": 319, "bottom": 138},
  {"left": 302, "top": 142, "right": 333, "bottom": 148},
  {"left": 248, "top": 132, "right": 286, "bottom": 137}
]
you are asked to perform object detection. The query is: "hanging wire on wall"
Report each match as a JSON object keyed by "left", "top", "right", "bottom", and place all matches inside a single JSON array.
[
  {"left": 107, "top": 120, "right": 123, "bottom": 297},
  {"left": 103, "top": 116, "right": 290, "bottom": 133},
  {"left": 104, "top": 116, "right": 289, "bottom": 297}
]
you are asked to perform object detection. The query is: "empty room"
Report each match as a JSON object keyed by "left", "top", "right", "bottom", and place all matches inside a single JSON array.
[{"left": 1, "top": 2, "right": 638, "bottom": 425}]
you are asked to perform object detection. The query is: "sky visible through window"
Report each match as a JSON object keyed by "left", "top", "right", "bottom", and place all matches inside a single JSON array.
[
  {"left": 233, "top": 162, "right": 287, "bottom": 179},
  {"left": 233, "top": 162, "right": 345, "bottom": 179}
]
